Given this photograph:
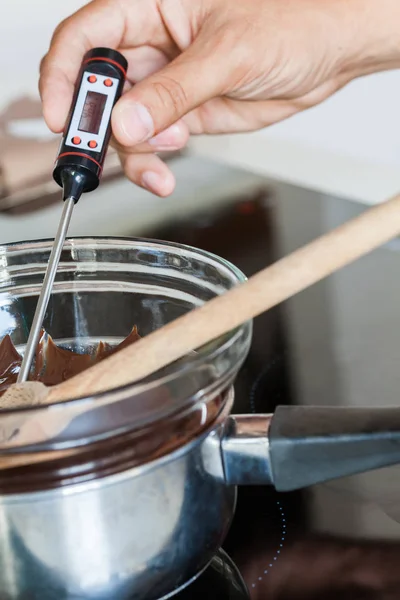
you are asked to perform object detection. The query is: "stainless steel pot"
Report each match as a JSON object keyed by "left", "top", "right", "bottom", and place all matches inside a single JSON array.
[{"left": 0, "top": 238, "right": 400, "bottom": 600}]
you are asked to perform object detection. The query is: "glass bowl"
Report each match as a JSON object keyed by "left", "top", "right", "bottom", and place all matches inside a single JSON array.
[{"left": 0, "top": 237, "right": 251, "bottom": 490}]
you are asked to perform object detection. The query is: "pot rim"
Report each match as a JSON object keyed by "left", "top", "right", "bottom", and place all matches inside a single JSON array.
[{"left": 0, "top": 388, "right": 234, "bottom": 502}]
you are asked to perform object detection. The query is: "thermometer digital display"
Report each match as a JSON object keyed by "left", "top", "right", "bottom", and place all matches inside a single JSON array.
[{"left": 78, "top": 91, "right": 107, "bottom": 134}]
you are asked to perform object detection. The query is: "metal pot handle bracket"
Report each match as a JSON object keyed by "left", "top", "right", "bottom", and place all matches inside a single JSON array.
[{"left": 221, "top": 406, "right": 400, "bottom": 491}]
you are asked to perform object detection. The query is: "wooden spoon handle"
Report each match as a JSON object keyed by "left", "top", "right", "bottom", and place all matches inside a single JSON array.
[{"left": 48, "top": 193, "right": 400, "bottom": 403}]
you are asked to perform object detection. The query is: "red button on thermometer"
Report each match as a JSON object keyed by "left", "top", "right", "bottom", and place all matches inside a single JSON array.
[{"left": 17, "top": 48, "right": 127, "bottom": 383}]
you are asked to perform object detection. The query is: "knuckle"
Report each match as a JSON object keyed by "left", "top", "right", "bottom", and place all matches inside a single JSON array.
[
  {"left": 210, "top": 17, "right": 264, "bottom": 92},
  {"left": 41, "top": 17, "right": 73, "bottom": 75},
  {"left": 51, "top": 16, "right": 72, "bottom": 44},
  {"left": 150, "top": 75, "right": 188, "bottom": 117},
  {"left": 39, "top": 54, "right": 47, "bottom": 76}
]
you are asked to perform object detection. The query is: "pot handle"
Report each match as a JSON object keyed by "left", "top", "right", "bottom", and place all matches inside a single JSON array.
[{"left": 269, "top": 405, "right": 400, "bottom": 491}]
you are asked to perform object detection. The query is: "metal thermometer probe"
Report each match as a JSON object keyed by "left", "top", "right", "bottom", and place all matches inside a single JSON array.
[{"left": 17, "top": 47, "right": 127, "bottom": 382}]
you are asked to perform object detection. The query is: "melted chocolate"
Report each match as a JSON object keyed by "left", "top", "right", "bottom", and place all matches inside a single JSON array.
[
  {"left": 0, "top": 335, "right": 22, "bottom": 395},
  {"left": 0, "top": 327, "right": 140, "bottom": 398}
]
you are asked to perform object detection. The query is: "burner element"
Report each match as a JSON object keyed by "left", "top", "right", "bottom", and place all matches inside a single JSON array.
[{"left": 249, "top": 501, "right": 286, "bottom": 591}]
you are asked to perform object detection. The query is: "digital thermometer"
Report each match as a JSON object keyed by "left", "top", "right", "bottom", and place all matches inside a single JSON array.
[{"left": 53, "top": 47, "right": 127, "bottom": 198}]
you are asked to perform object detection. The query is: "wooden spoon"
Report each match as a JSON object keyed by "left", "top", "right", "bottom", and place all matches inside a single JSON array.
[{"left": 2, "top": 192, "right": 400, "bottom": 436}]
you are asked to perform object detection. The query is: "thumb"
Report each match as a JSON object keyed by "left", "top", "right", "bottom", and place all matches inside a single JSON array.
[{"left": 112, "top": 36, "right": 224, "bottom": 147}]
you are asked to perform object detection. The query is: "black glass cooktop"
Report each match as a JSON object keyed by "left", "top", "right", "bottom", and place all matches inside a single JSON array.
[
  {"left": 173, "top": 550, "right": 249, "bottom": 600},
  {"left": 147, "top": 180, "right": 400, "bottom": 600}
]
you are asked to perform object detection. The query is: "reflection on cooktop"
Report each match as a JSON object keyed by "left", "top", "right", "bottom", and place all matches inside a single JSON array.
[
  {"left": 174, "top": 550, "right": 249, "bottom": 600},
  {"left": 146, "top": 183, "right": 400, "bottom": 599}
]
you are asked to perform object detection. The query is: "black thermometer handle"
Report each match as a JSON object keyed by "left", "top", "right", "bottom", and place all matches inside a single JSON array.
[{"left": 53, "top": 47, "right": 127, "bottom": 199}]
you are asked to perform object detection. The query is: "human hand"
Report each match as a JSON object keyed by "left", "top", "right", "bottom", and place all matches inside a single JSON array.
[{"left": 40, "top": 0, "right": 400, "bottom": 196}]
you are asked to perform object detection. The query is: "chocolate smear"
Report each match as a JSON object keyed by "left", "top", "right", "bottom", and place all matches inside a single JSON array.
[{"left": 0, "top": 326, "right": 141, "bottom": 402}]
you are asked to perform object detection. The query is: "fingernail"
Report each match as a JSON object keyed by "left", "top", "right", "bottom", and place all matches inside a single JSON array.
[
  {"left": 149, "top": 124, "right": 182, "bottom": 149},
  {"left": 116, "top": 102, "right": 154, "bottom": 144},
  {"left": 141, "top": 171, "right": 164, "bottom": 194}
]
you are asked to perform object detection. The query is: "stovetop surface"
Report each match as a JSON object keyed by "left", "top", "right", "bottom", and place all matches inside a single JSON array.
[
  {"left": 173, "top": 550, "right": 249, "bottom": 600},
  {"left": 147, "top": 181, "right": 400, "bottom": 600}
]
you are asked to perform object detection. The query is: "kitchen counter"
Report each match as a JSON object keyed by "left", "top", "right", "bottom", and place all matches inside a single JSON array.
[{"left": 0, "top": 156, "right": 267, "bottom": 243}]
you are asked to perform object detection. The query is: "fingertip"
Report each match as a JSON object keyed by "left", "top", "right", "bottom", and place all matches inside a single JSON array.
[
  {"left": 122, "top": 152, "right": 176, "bottom": 197},
  {"left": 148, "top": 121, "right": 189, "bottom": 151},
  {"left": 141, "top": 169, "right": 176, "bottom": 197},
  {"left": 112, "top": 99, "right": 155, "bottom": 147},
  {"left": 40, "top": 69, "right": 74, "bottom": 133},
  {"left": 41, "top": 100, "right": 67, "bottom": 133}
]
